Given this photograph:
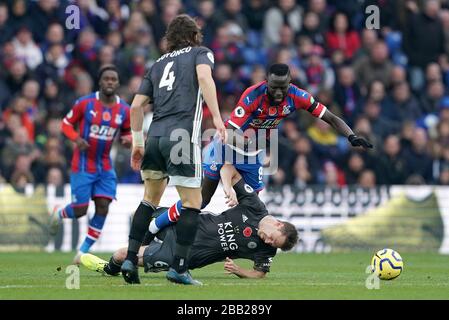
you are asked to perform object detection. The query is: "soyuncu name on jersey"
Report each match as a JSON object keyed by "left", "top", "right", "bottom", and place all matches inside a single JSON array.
[
  {"left": 218, "top": 222, "right": 238, "bottom": 251},
  {"left": 156, "top": 46, "right": 192, "bottom": 62}
]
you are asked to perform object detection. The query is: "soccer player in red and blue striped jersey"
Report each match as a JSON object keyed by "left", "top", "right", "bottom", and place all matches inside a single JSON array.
[{"left": 49, "top": 65, "right": 131, "bottom": 264}]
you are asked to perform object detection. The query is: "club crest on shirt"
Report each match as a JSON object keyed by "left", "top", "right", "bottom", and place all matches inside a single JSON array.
[
  {"left": 244, "top": 184, "right": 254, "bottom": 193},
  {"left": 115, "top": 114, "right": 123, "bottom": 125},
  {"left": 210, "top": 161, "right": 217, "bottom": 171},
  {"left": 103, "top": 112, "right": 111, "bottom": 121},
  {"left": 247, "top": 241, "right": 257, "bottom": 249},
  {"left": 235, "top": 106, "right": 245, "bottom": 118},
  {"left": 282, "top": 105, "right": 291, "bottom": 115}
]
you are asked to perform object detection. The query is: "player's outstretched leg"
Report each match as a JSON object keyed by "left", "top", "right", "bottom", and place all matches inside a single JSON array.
[{"left": 80, "top": 253, "right": 122, "bottom": 276}]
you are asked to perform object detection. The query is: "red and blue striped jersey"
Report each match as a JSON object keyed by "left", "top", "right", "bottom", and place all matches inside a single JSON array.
[
  {"left": 226, "top": 81, "right": 327, "bottom": 132},
  {"left": 63, "top": 91, "right": 131, "bottom": 173}
]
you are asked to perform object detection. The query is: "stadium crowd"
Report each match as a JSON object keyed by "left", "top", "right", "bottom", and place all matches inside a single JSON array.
[{"left": 0, "top": 0, "right": 448, "bottom": 189}]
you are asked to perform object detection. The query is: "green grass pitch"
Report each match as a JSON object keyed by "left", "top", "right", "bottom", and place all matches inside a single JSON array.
[{"left": 0, "top": 252, "right": 448, "bottom": 299}]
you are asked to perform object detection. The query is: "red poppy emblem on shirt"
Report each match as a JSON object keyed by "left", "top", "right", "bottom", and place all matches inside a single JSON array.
[
  {"left": 103, "top": 112, "right": 111, "bottom": 121},
  {"left": 268, "top": 107, "right": 277, "bottom": 116},
  {"left": 243, "top": 227, "right": 252, "bottom": 238}
]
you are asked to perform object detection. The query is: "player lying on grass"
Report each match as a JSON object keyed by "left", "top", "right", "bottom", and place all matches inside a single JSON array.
[{"left": 81, "top": 165, "right": 298, "bottom": 280}]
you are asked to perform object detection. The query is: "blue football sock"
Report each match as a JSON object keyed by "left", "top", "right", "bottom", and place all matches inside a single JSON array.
[
  {"left": 59, "top": 204, "right": 76, "bottom": 219},
  {"left": 149, "top": 200, "right": 182, "bottom": 233},
  {"left": 79, "top": 214, "right": 106, "bottom": 253}
]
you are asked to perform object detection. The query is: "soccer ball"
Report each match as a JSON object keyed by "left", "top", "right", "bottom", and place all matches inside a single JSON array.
[{"left": 371, "top": 248, "right": 403, "bottom": 280}]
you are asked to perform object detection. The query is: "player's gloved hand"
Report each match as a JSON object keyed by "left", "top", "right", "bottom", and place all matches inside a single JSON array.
[
  {"left": 223, "top": 185, "right": 238, "bottom": 207},
  {"left": 348, "top": 134, "right": 373, "bottom": 149},
  {"left": 130, "top": 146, "right": 144, "bottom": 171},
  {"left": 75, "top": 137, "right": 90, "bottom": 151},
  {"left": 213, "top": 116, "right": 227, "bottom": 144}
]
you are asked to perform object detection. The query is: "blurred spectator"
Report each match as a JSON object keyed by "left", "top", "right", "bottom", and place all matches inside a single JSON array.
[
  {"left": 353, "top": 29, "right": 378, "bottom": 60},
  {"left": 1, "top": 126, "right": 40, "bottom": 178},
  {"left": 375, "top": 134, "right": 408, "bottom": 185},
  {"left": 321, "top": 160, "right": 346, "bottom": 187},
  {"left": 382, "top": 81, "right": 422, "bottom": 125},
  {"left": 263, "top": 0, "right": 303, "bottom": 47},
  {"left": 41, "top": 23, "right": 65, "bottom": 53},
  {"left": 195, "top": 0, "right": 217, "bottom": 46},
  {"left": 28, "top": 0, "right": 64, "bottom": 43},
  {"left": 0, "top": 3, "right": 13, "bottom": 45},
  {"left": 214, "top": 0, "right": 249, "bottom": 32},
  {"left": 36, "top": 43, "right": 69, "bottom": 86},
  {"left": 420, "top": 80, "right": 446, "bottom": 114},
  {"left": 353, "top": 40, "right": 393, "bottom": 92},
  {"left": 293, "top": 154, "right": 317, "bottom": 187},
  {"left": 2, "top": 95, "right": 35, "bottom": 141},
  {"left": 46, "top": 166, "right": 65, "bottom": 187},
  {"left": 211, "top": 22, "right": 245, "bottom": 68},
  {"left": 9, "top": 0, "right": 30, "bottom": 35},
  {"left": 342, "top": 152, "right": 365, "bottom": 185},
  {"left": 12, "top": 26, "right": 43, "bottom": 70},
  {"left": 403, "top": 0, "right": 445, "bottom": 91},
  {"left": 306, "top": 118, "right": 341, "bottom": 162},
  {"left": 303, "top": 45, "right": 334, "bottom": 95},
  {"left": 438, "top": 164, "right": 449, "bottom": 185},
  {"left": 333, "top": 65, "right": 361, "bottom": 124},
  {"left": 297, "top": 11, "right": 324, "bottom": 46},
  {"left": 307, "top": 0, "right": 330, "bottom": 34},
  {"left": 243, "top": 0, "right": 269, "bottom": 32},
  {"left": 325, "top": 11, "right": 360, "bottom": 61},
  {"left": 402, "top": 127, "right": 434, "bottom": 183},
  {"left": 362, "top": 100, "right": 397, "bottom": 139},
  {"left": 358, "top": 169, "right": 376, "bottom": 188}
]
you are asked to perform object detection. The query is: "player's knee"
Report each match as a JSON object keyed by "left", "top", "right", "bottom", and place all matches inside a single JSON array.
[
  {"left": 94, "top": 199, "right": 110, "bottom": 215},
  {"left": 73, "top": 206, "right": 89, "bottom": 218},
  {"left": 113, "top": 248, "right": 127, "bottom": 263}
]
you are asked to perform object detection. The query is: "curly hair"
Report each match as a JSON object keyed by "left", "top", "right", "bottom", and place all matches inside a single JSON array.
[{"left": 165, "top": 14, "right": 203, "bottom": 52}]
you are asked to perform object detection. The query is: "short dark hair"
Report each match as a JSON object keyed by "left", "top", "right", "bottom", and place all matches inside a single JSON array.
[
  {"left": 165, "top": 14, "right": 202, "bottom": 52},
  {"left": 279, "top": 221, "right": 299, "bottom": 251},
  {"left": 98, "top": 64, "right": 119, "bottom": 81},
  {"left": 268, "top": 63, "right": 290, "bottom": 77}
]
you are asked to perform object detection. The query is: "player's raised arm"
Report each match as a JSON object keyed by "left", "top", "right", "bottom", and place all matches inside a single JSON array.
[
  {"left": 196, "top": 64, "right": 226, "bottom": 143},
  {"left": 291, "top": 85, "right": 373, "bottom": 149},
  {"left": 320, "top": 109, "right": 373, "bottom": 149}
]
